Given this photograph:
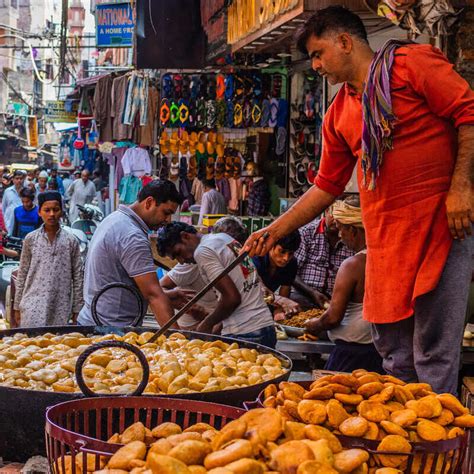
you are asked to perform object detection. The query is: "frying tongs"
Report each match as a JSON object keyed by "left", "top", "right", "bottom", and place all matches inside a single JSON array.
[{"left": 146, "top": 233, "right": 269, "bottom": 344}]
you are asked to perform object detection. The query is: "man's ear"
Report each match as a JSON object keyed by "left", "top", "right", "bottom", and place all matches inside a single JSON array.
[{"left": 338, "top": 33, "right": 354, "bottom": 54}]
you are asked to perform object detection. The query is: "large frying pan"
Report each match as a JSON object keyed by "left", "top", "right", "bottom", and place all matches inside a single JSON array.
[{"left": 0, "top": 325, "right": 291, "bottom": 460}]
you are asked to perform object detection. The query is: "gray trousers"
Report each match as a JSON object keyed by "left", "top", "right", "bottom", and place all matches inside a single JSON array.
[{"left": 372, "top": 237, "right": 473, "bottom": 394}]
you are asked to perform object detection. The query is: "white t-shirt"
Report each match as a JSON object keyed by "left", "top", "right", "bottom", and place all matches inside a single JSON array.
[
  {"left": 193, "top": 233, "right": 273, "bottom": 336},
  {"left": 167, "top": 263, "right": 219, "bottom": 329}
]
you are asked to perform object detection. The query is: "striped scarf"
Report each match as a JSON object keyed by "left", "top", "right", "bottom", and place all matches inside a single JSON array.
[{"left": 361, "top": 39, "right": 412, "bottom": 190}]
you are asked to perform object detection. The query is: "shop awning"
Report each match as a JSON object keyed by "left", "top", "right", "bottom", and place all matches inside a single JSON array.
[{"left": 229, "top": 0, "right": 392, "bottom": 54}]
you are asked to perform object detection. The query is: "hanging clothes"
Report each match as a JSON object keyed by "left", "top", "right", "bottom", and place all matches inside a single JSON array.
[
  {"left": 122, "top": 73, "right": 149, "bottom": 126},
  {"left": 139, "top": 85, "right": 159, "bottom": 147},
  {"left": 121, "top": 147, "right": 152, "bottom": 177},
  {"left": 191, "top": 178, "right": 205, "bottom": 205},
  {"left": 216, "top": 177, "right": 231, "bottom": 204},
  {"left": 93, "top": 74, "right": 114, "bottom": 142},
  {"left": 111, "top": 75, "right": 132, "bottom": 141},
  {"left": 119, "top": 175, "right": 143, "bottom": 204}
]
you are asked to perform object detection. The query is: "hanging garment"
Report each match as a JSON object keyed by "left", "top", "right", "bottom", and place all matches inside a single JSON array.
[
  {"left": 121, "top": 147, "right": 152, "bottom": 177},
  {"left": 119, "top": 175, "right": 143, "bottom": 204},
  {"left": 111, "top": 75, "right": 132, "bottom": 141},
  {"left": 139, "top": 85, "right": 159, "bottom": 147},
  {"left": 191, "top": 178, "right": 205, "bottom": 205},
  {"left": 93, "top": 74, "right": 114, "bottom": 142},
  {"left": 216, "top": 177, "right": 231, "bottom": 204},
  {"left": 123, "top": 73, "right": 149, "bottom": 126}
]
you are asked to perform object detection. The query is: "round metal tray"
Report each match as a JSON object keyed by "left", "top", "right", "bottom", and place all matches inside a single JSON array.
[{"left": 0, "top": 325, "right": 292, "bottom": 460}]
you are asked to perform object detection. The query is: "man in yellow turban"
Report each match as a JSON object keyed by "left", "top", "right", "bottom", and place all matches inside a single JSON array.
[{"left": 306, "top": 195, "right": 383, "bottom": 372}]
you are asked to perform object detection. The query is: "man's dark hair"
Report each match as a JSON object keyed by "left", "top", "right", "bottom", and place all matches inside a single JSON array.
[
  {"left": 296, "top": 6, "right": 368, "bottom": 54},
  {"left": 138, "top": 179, "right": 183, "bottom": 206},
  {"left": 20, "top": 187, "right": 35, "bottom": 200},
  {"left": 48, "top": 178, "right": 59, "bottom": 190},
  {"left": 13, "top": 170, "right": 25, "bottom": 178},
  {"left": 203, "top": 178, "right": 216, "bottom": 189},
  {"left": 156, "top": 221, "right": 196, "bottom": 257},
  {"left": 276, "top": 230, "right": 301, "bottom": 252}
]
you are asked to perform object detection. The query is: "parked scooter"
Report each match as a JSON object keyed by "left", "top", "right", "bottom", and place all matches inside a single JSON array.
[{"left": 71, "top": 203, "right": 104, "bottom": 241}]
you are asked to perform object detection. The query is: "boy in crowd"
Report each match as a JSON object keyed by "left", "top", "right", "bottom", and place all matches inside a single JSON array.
[
  {"left": 13, "top": 191, "right": 83, "bottom": 328},
  {"left": 13, "top": 188, "right": 41, "bottom": 239},
  {"left": 253, "top": 230, "right": 302, "bottom": 318},
  {"left": 157, "top": 221, "right": 276, "bottom": 347}
]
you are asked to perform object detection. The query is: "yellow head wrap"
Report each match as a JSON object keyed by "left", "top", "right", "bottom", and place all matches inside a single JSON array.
[{"left": 332, "top": 199, "right": 364, "bottom": 228}]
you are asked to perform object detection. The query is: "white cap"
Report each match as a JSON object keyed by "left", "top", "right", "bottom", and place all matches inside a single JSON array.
[{"left": 38, "top": 171, "right": 48, "bottom": 178}]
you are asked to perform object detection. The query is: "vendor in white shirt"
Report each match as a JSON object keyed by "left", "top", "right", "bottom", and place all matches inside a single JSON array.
[
  {"left": 159, "top": 216, "right": 249, "bottom": 331},
  {"left": 157, "top": 221, "right": 276, "bottom": 348}
]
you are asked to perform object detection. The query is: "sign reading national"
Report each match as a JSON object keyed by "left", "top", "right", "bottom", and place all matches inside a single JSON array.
[{"left": 96, "top": 2, "right": 134, "bottom": 48}]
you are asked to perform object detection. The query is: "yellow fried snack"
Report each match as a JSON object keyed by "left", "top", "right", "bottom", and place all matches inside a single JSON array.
[
  {"left": 304, "top": 425, "right": 343, "bottom": 453},
  {"left": 393, "top": 386, "right": 414, "bottom": 405},
  {"left": 239, "top": 408, "right": 283, "bottom": 442},
  {"left": 183, "top": 423, "right": 215, "bottom": 434},
  {"left": 168, "top": 440, "right": 212, "bottom": 465},
  {"left": 436, "top": 393, "right": 469, "bottom": 416},
  {"left": 452, "top": 414, "right": 474, "bottom": 428},
  {"left": 204, "top": 439, "right": 253, "bottom": 470},
  {"left": 416, "top": 420, "right": 446, "bottom": 442},
  {"left": 389, "top": 409, "right": 417, "bottom": 428},
  {"left": 301, "top": 439, "right": 334, "bottom": 466},
  {"left": 166, "top": 433, "right": 202, "bottom": 447},
  {"left": 369, "top": 386, "right": 395, "bottom": 404},
  {"left": 108, "top": 441, "right": 147, "bottom": 470},
  {"left": 357, "top": 401, "right": 389, "bottom": 422},
  {"left": 121, "top": 422, "right": 146, "bottom": 444},
  {"left": 280, "top": 382, "right": 306, "bottom": 398},
  {"left": 404, "top": 383, "right": 433, "bottom": 397},
  {"left": 264, "top": 384, "right": 278, "bottom": 400},
  {"left": 303, "top": 387, "right": 333, "bottom": 400},
  {"left": 297, "top": 400, "right": 327, "bottom": 425},
  {"left": 148, "top": 438, "right": 173, "bottom": 456},
  {"left": 330, "top": 374, "right": 360, "bottom": 389},
  {"left": 432, "top": 408, "right": 455, "bottom": 426},
  {"left": 263, "top": 396, "right": 277, "bottom": 408},
  {"left": 408, "top": 395, "right": 443, "bottom": 418},
  {"left": 326, "top": 399, "right": 350, "bottom": 428},
  {"left": 357, "top": 374, "right": 381, "bottom": 385},
  {"left": 374, "top": 469, "right": 403, "bottom": 474},
  {"left": 151, "top": 422, "right": 182, "bottom": 439},
  {"left": 379, "top": 421, "right": 408, "bottom": 438},
  {"left": 284, "top": 400, "right": 301, "bottom": 420},
  {"left": 268, "top": 440, "right": 315, "bottom": 474},
  {"left": 334, "top": 393, "right": 364, "bottom": 405},
  {"left": 385, "top": 402, "right": 405, "bottom": 413},
  {"left": 333, "top": 449, "right": 369, "bottom": 473},
  {"left": 339, "top": 417, "right": 369, "bottom": 437},
  {"left": 325, "top": 383, "right": 352, "bottom": 395},
  {"left": 447, "top": 426, "right": 465, "bottom": 439},
  {"left": 211, "top": 419, "right": 247, "bottom": 450},
  {"left": 381, "top": 375, "right": 406, "bottom": 386},
  {"left": 357, "top": 382, "right": 385, "bottom": 398},
  {"left": 146, "top": 453, "right": 191, "bottom": 474},
  {"left": 283, "top": 421, "right": 307, "bottom": 440},
  {"left": 376, "top": 435, "right": 411, "bottom": 468},
  {"left": 363, "top": 422, "right": 379, "bottom": 441},
  {"left": 297, "top": 460, "right": 338, "bottom": 474},
  {"left": 222, "top": 458, "right": 264, "bottom": 474}
]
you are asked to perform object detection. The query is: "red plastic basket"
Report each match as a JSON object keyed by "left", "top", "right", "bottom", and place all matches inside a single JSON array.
[{"left": 45, "top": 397, "right": 246, "bottom": 474}]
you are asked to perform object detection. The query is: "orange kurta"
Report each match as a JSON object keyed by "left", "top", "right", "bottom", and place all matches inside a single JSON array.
[{"left": 315, "top": 44, "right": 474, "bottom": 324}]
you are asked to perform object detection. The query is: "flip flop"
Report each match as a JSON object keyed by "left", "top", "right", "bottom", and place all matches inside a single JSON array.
[
  {"left": 276, "top": 98, "right": 288, "bottom": 127},
  {"left": 170, "top": 101, "right": 180, "bottom": 126},
  {"left": 160, "top": 99, "right": 170, "bottom": 127},
  {"left": 225, "top": 74, "right": 234, "bottom": 100},
  {"left": 261, "top": 99, "right": 271, "bottom": 127},
  {"left": 207, "top": 76, "right": 216, "bottom": 100},
  {"left": 181, "top": 76, "right": 191, "bottom": 100},
  {"left": 190, "top": 75, "right": 201, "bottom": 100},
  {"left": 243, "top": 100, "right": 252, "bottom": 128},
  {"left": 178, "top": 99, "right": 190, "bottom": 126},
  {"left": 173, "top": 74, "right": 183, "bottom": 99},
  {"left": 304, "top": 91, "right": 315, "bottom": 119},
  {"left": 187, "top": 155, "right": 197, "bottom": 180},
  {"left": 216, "top": 100, "right": 226, "bottom": 128},
  {"left": 226, "top": 100, "right": 234, "bottom": 128},
  {"left": 196, "top": 99, "right": 207, "bottom": 128},
  {"left": 162, "top": 73, "right": 173, "bottom": 99},
  {"left": 251, "top": 101, "right": 262, "bottom": 127},
  {"left": 216, "top": 74, "right": 225, "bottom": 100},
  {"left": 234, "top": 102, "right": 243, "bottom": 127},
  {"left": 275, "top": 126, "right": 286, "bottom": 157},
  {"left": 206, "top": 100, "right": 217, "bottom": 129},
  {"left": 268, "top": 98, "right": 279, "bottom": 128}
]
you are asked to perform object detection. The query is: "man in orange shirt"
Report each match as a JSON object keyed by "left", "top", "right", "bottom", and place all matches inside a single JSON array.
[{"left": 246, "top": 6, "right": 474, "bottom": 393}]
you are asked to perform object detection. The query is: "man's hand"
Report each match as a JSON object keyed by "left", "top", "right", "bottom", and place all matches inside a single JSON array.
[
  {"left": 186, "top": 304, "right": 208, "bottom": 321},
  {"left": 12, "top": 310, "right": 20, "bottom": 328},
  {"left": 274, "top": 295, "right": 301, "bottom": 317},
  {"left": 310, "top": 290, "right": 330, "bottom": 308},
  {"left": 71, "top": 313, "right": 78, "bottom": 324},
  {"left": 165, "top": 288, "right": 196, "bottom": 309},
  {"left": 305, "top": 316, "right": 324, "bottom": 336},
  {"left": 196, "top": 319, "right": 214, "bottom": 334},
  {"left": 243, "top": 226, "right": 279, "bottom": 257},
  {"left": 446, "top": 184, "right": 472, "bottom": 240}
]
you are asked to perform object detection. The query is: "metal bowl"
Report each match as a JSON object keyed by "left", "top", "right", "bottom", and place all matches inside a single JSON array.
[
  {"left": 279, "top": 324, "right": 305, "bottom": 338},
  {"left": 0, "top": 325, "right": 292, "bottom": 460}
]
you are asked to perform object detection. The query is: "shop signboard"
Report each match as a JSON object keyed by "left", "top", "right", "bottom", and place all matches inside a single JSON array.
[
  {"left": 7, "top": 101, "right": 30, "bottom": 116},
  {"left": 227, "top": 0, "right": 301, "bottom": 45},
  {"left": 27, "top": 117, "right": 39, "bottom": 148},
  {"left": 96, "top": 1, "right": 134, "bottom": 48},
  {"left": 44, "top": 101, "right": 78, "bottom": 123}
]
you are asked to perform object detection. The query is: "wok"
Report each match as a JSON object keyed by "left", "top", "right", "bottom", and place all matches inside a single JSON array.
[{"left": 0, "top": 325, "right": 291, "bottom": 460}]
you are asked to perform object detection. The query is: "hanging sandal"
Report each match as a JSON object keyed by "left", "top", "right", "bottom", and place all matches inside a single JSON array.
[
  {"left": 234, "top": 102, "right": 243, "bottom": 127},
  {"left": 160, "top": 99, "right": 171, "bottom": 127},
  {"left": 251, "top": 101, "right": 262, "bottom": 127},
  {"left": 206, "top": 100, "right": 217, "bottom": 129},
  {"left": 170, "top": 101, "right": 180, "bottom": 126},
  {"left": 225, "top": 74, "right": 234, "bottom": 101},
  {"left": 243, "top": 100, "right": 252, "bottom": 128},
  {"left": 226, "top": 100, "right": 234, "bottom": 128},
  {"left": 261, "top": 98, "right": 271, "bottom": 127},
  {"left": 178, "top": 99, "right": 190, "bottom": 126},
  {"left": 268, "top": 98, "right": 279, "bottom": 128},
  {"left": 162, "top": 73, "right": 174, "bottom": 99},
  {"left": 216, "top": 74, "right": 226, "bottom": 100},
  {"left": 216, "top": 99, "right": 226, "bottom": 128},
  {"left": 196, "top": 99, "right": 207, "bottom": 128}
]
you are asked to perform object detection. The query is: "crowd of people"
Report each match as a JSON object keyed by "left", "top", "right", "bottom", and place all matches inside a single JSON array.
[{"left": 2, "top": 6, "right": 473, "bottom": 396}]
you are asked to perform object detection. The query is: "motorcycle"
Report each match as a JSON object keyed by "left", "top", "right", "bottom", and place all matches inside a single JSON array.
[{"left": 71, "top": 203, "right": 104, "bottom": 241}]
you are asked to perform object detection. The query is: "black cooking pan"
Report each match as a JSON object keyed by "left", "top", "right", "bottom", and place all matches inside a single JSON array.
[{"left": 0, "top": 325, "right": 291, "bottom": 460}]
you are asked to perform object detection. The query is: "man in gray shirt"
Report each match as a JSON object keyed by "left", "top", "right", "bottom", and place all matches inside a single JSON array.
[
  {"left": 78, "top": 180, "right": 184, "bottom": 327},
  {"left": 198, "top": 179, "right": 227, "bottom": 225}
]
